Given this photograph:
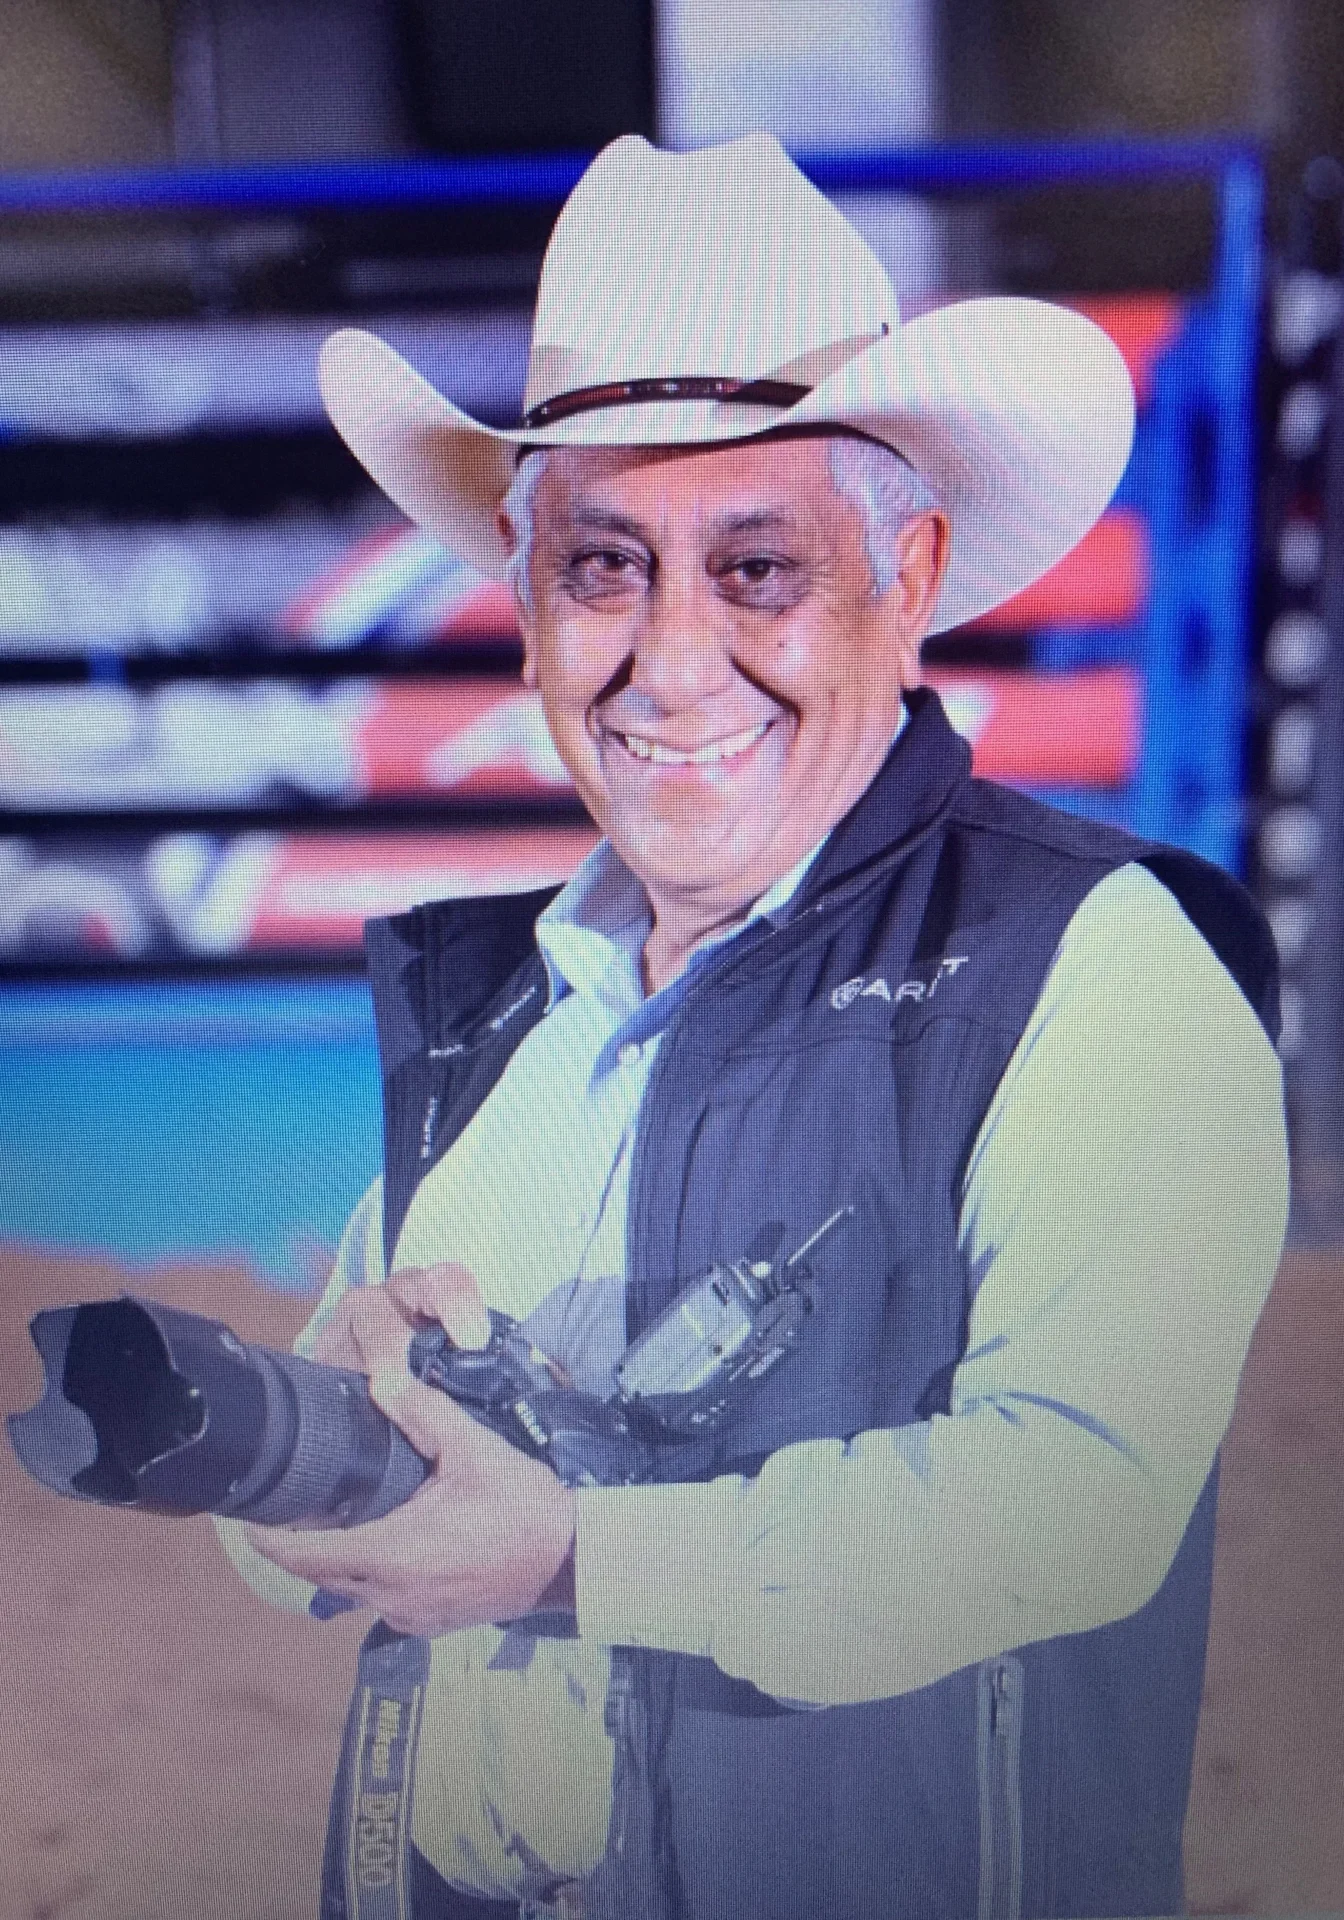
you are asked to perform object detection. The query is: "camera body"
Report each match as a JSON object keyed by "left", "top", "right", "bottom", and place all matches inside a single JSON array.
[{"left": 408, "top": 1311, "right": 653, "bottom": 1488}]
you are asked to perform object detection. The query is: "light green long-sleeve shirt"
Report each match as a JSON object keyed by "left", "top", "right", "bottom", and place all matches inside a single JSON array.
[{"left": 219, "top": 859, "right": 1288, "bottom": 1902}]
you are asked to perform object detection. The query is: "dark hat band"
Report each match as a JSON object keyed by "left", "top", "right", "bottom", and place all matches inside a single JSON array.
[{"left": 521, "top": 375, "right": 811, "bottom": 430}]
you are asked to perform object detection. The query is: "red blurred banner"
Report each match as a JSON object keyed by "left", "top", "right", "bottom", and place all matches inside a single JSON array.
[
  {"left": 356, "top": 669, "right": 1141, "bottom": 798},
  {"left": 966, "top": 509, "right": 1149, "bottom": 634},
  {"left": 928, "top": 666, "right": 1140, "bottom": 786},
  {"left": 0, "top": 667, "right": 1141, "bottom": 816},
  {"left": 1067, "top": 295, "right": 1184, "bottom": 410},
  {"left": 242, "top": 827, "right": 599, "bottom": 949}
]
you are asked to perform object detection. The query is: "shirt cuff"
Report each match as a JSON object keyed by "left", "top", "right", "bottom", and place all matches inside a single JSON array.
[{"left": 574, "top": 1479, "right": 740, "bottom": 1654}]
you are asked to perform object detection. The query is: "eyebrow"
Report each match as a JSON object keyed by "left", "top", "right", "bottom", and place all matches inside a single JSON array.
[
  {"left": 558, "top": 508, "right": 650, "bottom": 542},
  {"left": 711, "top": 509, "right": 801, "bottom": 537},
  {"left": 555, "top": 505, "right": 803, "bottom": 543}
]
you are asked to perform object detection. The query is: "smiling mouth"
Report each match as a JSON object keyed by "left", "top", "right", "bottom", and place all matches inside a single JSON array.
[{"left": 609, "top": 718, "right": 775, "bottom": 767}]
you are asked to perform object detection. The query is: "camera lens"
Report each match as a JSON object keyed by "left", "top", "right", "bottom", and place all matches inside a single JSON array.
[{"left": 8, "top": 1296, "right": 430, "bottom": 1528}]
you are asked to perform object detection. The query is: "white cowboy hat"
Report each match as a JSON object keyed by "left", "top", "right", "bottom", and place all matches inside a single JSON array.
[{"left": 317, "top": 132, "right": 1135, "bottom": 635}]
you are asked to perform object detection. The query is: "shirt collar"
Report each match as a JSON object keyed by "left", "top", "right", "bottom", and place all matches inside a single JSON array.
[{"left": 536, "top": 831, "right": 829, "bottom": 1013}]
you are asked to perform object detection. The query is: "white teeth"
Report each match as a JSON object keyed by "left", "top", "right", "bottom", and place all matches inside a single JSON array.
[{"left": 618, "top": 721, "right": 770, "bottom": 766}]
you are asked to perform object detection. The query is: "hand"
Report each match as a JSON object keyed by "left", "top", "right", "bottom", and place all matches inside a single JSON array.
[
  {"left": 244, "top": 1365, "right": 577, "bottom": 1634},
  {"left": 246, "top": 1260, "right": 576, "bottom": 1633},
  {"left": 309, "top": 1260, "right": 493, "bottom": 1375}
]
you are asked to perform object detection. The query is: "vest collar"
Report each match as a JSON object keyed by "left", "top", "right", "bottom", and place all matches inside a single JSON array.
[{"left": 795, "top": 687, "right": 971, "bottom": 913}]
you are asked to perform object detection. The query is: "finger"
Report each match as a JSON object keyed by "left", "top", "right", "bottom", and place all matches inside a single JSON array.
[
  {"left": 369, "top": 1365, "right": 479, "bottom": 1463},
  {"left": 309, "top": 1282, "right": 414, "bottom": 1369},
  {"left": 392, "top": 1263, "right": 491, "bottom": 1348},
  {"left": 309, "top": 1325, "right": 354, "bottom": 1368},
  {"left": 243, "top": 1520, "right": 367, "bottom": 1587},
  {"left": 307, "top": 1289, "right": 369, "bottom": 1368},
  {"left": 389, "top": 1262, "right": 492, "bottom": 1351},
  {"left": 347, "top": 1297, "right": 417, "bottom": 1379}
]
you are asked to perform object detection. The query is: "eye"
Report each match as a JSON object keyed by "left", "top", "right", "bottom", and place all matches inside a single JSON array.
[
  {"left": 717, "top": 552, "right": 806, "bottom": 609},
  {"left": 561, "top": 545, "right": 648, "bottom": 600}
]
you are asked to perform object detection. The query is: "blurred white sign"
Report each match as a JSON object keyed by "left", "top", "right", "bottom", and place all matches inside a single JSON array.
[{"left": 658, "top": 0, "right": 936, "bottom": 150}]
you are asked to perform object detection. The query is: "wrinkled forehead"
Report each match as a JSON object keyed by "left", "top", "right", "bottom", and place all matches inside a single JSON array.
[{"left": 527, "top": 433, "right": 861, "bottom": 535}]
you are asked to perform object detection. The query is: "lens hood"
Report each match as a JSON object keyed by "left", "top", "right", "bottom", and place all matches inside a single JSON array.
[{"left": 7, "top": 1294, "right": 431, "bottom": 1527}]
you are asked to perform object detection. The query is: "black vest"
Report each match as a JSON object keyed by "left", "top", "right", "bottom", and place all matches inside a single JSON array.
[{"left": 364, "top": 691, "right": 1278, "bottom": 1920}]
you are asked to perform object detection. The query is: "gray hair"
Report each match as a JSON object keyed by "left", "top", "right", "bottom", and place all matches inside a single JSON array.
[
  {"left": 500, "top": 451, "right": 549, "bottom": 616},
  {"left": 823, "top": 435, "right": 939, "bottom": 596},
  {"left": 499, "top": 434, "right": 939, "bottom": 612}
]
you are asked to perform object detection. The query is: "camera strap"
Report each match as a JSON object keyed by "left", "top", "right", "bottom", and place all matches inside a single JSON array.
[{"left": 320, "top": 1622, "right": 431, "bottom": 1920}]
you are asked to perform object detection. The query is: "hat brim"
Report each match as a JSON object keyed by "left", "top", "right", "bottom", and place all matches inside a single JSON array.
[{"left": 317, "top": 297, "right": 1135, "bottom": 637}]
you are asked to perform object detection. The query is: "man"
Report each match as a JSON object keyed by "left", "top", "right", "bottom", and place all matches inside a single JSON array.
[{"left": 221, "top": 135, "right": 1288, "bottom": 1920}]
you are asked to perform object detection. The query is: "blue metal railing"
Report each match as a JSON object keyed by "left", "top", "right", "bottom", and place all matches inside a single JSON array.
[
  {"left": 1133, "top": 156, "right": 1264, "bottom": 869},
  {"left": 0, "top": 134, "right": 1259, "bottom": 215}
]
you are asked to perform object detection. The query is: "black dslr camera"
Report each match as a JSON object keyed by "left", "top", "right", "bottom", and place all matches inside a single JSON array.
[{"left": 8, "top": 1210, "right": 850, "bottom": 1525}]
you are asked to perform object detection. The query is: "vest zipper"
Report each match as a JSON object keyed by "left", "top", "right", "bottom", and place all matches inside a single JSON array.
[
  {"left": 976, "top": 1653, "right": 1025, "bottom": 1920},
  {"left": 586, "top": 1651, "right": 668, "bottom": 1920},
  {"left": 603, "top": 1651, "right": 636, "bottom": 1862}
]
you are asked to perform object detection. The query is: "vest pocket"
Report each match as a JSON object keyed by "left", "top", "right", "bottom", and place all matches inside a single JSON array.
[{"left": 976, "top": 1653, "right": 1025, "bottom": 1920}]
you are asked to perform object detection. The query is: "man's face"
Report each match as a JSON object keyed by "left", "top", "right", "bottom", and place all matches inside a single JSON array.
[{"left": 506, "top": 436, "right": 947, "bottom": 921}]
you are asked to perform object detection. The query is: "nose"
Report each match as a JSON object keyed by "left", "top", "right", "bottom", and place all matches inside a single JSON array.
[{"left": 626, "top": 562, "right": 736, "bottom": 713}]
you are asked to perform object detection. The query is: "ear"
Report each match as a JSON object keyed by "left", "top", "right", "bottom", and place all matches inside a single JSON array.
[
  {"left": 497, "top": 506, "right": 538, "bottom": 688},
  {"left": 889, "top": 510, "right": 950, "bottom": 683}
]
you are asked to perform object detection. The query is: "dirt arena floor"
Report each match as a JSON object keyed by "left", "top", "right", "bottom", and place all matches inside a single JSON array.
[{"left": 2, "top": 1241, "right": 1342, "bottom": 1920}]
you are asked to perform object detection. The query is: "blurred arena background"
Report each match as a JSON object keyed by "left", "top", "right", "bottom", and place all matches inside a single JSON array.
[{"left": 1, "top": 3, "right": 1342, "bottom": 1916}]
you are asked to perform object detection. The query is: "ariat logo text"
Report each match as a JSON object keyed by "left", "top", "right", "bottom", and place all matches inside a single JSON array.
[
  {"left": 830, "top": 976, "right": 864, "bottom": 1010},
  {"left": 830, "top": 955, "right": 969, "bottom": 1012}
]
